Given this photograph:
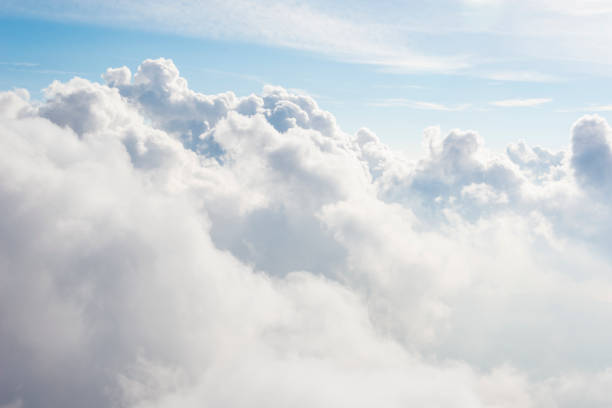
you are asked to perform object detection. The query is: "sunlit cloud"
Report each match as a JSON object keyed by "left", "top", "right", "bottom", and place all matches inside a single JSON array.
[{"left": 2, "top": 59, "right": 612, "bottom": 408}]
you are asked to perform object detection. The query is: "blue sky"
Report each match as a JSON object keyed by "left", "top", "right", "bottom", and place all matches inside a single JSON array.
[{"left": 2, "top": 0, "right": 612, "bottom": 153}]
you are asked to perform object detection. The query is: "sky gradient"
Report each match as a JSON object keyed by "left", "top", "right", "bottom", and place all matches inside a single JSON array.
[{"left": 2, "top": 1, "right": 612, "bottom": 153}]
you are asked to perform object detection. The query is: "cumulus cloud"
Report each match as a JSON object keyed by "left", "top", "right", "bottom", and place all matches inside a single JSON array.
[
  {"left": 571, "top": 114, "right": 612, "bottom": 192},
  {"left": 2, "top": 58, "right": 612, "bottom": 408}
]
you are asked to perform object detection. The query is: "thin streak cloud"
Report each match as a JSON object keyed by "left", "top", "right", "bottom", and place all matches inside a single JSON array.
[
  {"left": 369, "top": 99, "right": 471, "bottom": 111},
  {"left": 483, "top": 71, "right": 563, "bottom": 83},
  {"left": 490, "top": 98, "right": 552, "bottom": 107}
]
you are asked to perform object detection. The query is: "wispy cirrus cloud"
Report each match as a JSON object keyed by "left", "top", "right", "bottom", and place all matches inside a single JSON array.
[
  {"left": 490, "top": 98, "right": 552, "bottom": 107},
  {"left": 369, "top": 98, "right": 470, "bottom": 111},
  {"left": 0, "top": 60, "right": 86, "bottom": 76},
  {"left": 483, "top": 71, "right": 562, "bottom": 83},
  {"left": 0, "top": 61, "right": 39, "bottom": 67},
  {"left": 3, "top": 0, "right": 612, "bottom": 77},
  {"left": 0, "top": 0, "right": 471, "bottom": 73},
  {"left": 558, "top": 104, "right": 612, "bottom": 113},
  {"left": 582, "top": 105, "right": 612, "bottom": 112}
]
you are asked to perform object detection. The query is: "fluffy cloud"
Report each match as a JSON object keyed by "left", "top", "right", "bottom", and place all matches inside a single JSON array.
[
  {"left": 571, "top": 114, "right": 612, "bottom": 192},
  {"left": 2, "top": 58, "right": 612, "bottom": 408}
]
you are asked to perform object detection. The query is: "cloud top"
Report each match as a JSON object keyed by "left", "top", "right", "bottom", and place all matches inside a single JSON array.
[{"left": 2, "top": 58, "right": 612, "bottom": 407}]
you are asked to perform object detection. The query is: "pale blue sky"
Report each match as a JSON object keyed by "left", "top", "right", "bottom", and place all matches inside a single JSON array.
[{"left": 2, "top": 0, "right": 612, "bottom": 153}]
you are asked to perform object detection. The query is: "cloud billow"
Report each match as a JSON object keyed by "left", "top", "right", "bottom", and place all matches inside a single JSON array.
[{"left": 2, "top": 58, "right": 612, "bottom": 408}]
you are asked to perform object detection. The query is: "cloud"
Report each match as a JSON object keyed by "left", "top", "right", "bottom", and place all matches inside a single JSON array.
[
  {"left": 2, "top": 58, "right": 612, "bottom": 407},
  {"left": 588, "top": 105, "right": 612, "bottom": 111},
  {"left": 5, "top": 0, "right": 612, "bottom": 77},
  {"left": 536, "top": 0, "right": 612, "bottom": 16},
  {"left": 490, "top": 98, "right": 552, "bottom": 107},
  {"left": 573, "top": 105, "right": 612, "bottom": 112},
  {"left": 0, "top": 0, "right": 470, "bottom": 73},
  {"left": 483, "top": 71, "right": 562, "bottom": 83},
  {"left": 506, "top": 140, "right": 565, "bottom": 181},
  {"left": 0, "top": 62, "right": 39, "bottom": 67},
  {"left": 369, "top": 99, "right": 470, "bottom": 111},
  {"left": 571, "top": 114, "right": 612, "bottom": 193}
]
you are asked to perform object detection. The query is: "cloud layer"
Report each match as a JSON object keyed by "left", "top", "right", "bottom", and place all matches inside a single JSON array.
[
  {"left": 4, "top": 0, "right": 612, "bottom": 75},
  {"left": 2, "top": 58, "right": 612, "bottom": 407}
]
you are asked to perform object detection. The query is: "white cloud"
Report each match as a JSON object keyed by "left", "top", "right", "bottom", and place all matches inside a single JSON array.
[
  {"left": 0, "top": 0, "right": 470, "bottom": 73},
  {"left": 483, "top": 71, "right": 562, "bottom": 83},
  {"left": 3, "top": 58, "right": 612, "bottom": 407},
  {"left": 5, "top": 0, "right": 612, "bottom": 76},
  {"left": 0, "top": 62, "right": 39, "bottom": 67},
  {"left": 369, "top": 99, "right": 470, "bottom": 111},
  {"left": 571, "top": 114, "right": 612, "bottom": 193},
  {"left": 490, "top": 98, "right": 552, "bottom": 107},
  {"left": 581, "top": 105, "right": 612, "bottom": 112},
  {"left": 590, "top": 105, "right": 612, "bottom": 111},
  {"left": 535, "top": 0, "right": 612, "bottom": 16}
]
